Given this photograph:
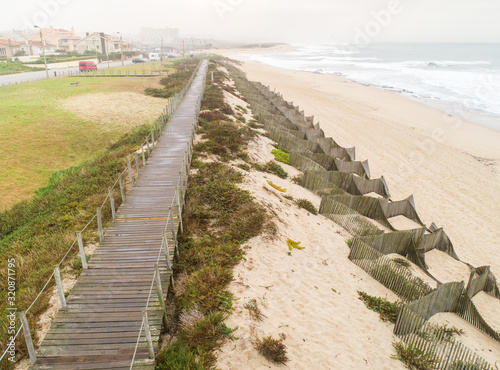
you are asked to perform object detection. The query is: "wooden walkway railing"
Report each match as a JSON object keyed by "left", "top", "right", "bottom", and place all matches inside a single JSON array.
[{"left": 28, "top": 59, "right": 208, "bottom": 369}]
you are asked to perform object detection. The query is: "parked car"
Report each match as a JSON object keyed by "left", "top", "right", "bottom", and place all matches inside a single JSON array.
[
  {"left": 132, "top": 58, "right": 146, "bottom": 63},
  {"left": 79, "top": 61, "right": 97, "bottom": 72}
]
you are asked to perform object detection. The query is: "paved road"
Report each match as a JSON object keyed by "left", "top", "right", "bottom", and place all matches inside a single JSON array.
[{"left": 0, "top": 60, "right": 135, "bottom": 87}]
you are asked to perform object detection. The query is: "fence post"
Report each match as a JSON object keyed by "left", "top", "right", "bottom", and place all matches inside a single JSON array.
[
  {"left": 146, "top": 138, "right": 151, "bottom": 156},
  {"left": 151, "top": 131, "right": 155, "bottom": 149},
  {"left": 134, "top": 153, "right": 140, "bottom": 176},
  {"left": 54, "top": 266, "right": 67, "bottom": 308},
  {"left": 127, "top": 161, "right": 134, "bottom": 187},
  {"left": 169, "top": 208, "right": 179, "bottom": 258},
  {"left": 155, "top": 265, "right": 166, "bottom": 313},
  {"left": 97, "top": 207, "right": 104, "bottom": 242},
  {"left": 77, "top": 231, "right": 88, "bottom": 269},
  {"left": 162, "top": 233, "right": 172, "bottom": 271},
  {"left": 176, "top": 187, "right": 183, "bottom": 233},
  {"left": 142, "top": 310, "right": 155, "bottom": 359},
  {"left": 466, "top": 268, "right": 476, "bottom": 295},
  {"left": 109, "top": 187, "right": 115, "bottom": 220},
  {"left": 19, "top": 312, "right": 37, "bottom": 364},
  {"left": 141, "top": 144, "right": 146, "bottom": 166},
  {"left": 119, "top": 173, "right": 126, "bottom": 202}
]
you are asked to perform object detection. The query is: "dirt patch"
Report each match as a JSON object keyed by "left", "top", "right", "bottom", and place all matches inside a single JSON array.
[{"left": 61, "top": 91, "right": 167, "bottom": 127}]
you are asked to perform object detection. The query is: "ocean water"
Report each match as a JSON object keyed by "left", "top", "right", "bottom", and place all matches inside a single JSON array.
[{"left": 244, "top": 43, "right": 500, "bottom": 131}]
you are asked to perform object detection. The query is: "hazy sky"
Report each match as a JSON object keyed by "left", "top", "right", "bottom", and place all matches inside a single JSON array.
[{"left": 3, "top": 0, "right": 500, "bottom": 43}]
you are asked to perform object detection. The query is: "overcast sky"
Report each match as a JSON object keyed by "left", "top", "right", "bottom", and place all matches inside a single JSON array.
[{"left": 3, "top": 0, "right": 500, "bottom": 43}]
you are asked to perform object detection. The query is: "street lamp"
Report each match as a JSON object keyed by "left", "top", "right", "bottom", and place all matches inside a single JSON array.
[{"left": 34, "top": 25, "right": 49, "bottom": 79}]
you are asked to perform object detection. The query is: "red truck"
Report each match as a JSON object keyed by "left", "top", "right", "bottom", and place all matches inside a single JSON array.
[{"left": 79, "top": 61, "right": 97, "bottom": 72}]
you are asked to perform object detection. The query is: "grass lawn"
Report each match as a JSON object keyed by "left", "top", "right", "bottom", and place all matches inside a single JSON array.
[
  {"left": 0, "top": 75, "right": 164, "bottom": 211},
  {"left": 101, "top": 59, "right": 178, "bottom": 75},
  {"left": 0, "top": 61, "right": 44, "bottom": 75}
]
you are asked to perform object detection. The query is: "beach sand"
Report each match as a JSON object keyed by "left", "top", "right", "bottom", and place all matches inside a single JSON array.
[
  {"left": 212, "top": 49, "right": 500, "bottom": 368},
  {"left": 217, "top": 49, "right": 500, "bottom": 280}
]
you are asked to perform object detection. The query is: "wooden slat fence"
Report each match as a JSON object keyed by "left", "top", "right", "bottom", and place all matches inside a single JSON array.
[{"left": 394, "top": 306, "right": 496, "bottom": 369}]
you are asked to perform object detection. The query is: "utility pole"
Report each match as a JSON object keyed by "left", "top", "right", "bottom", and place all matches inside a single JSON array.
[
  {"left": 160, "top": 36, "right": 164, "bottom": 60},
  {"left": 34, "top": 26, "right": 49, "bottom": 79}
]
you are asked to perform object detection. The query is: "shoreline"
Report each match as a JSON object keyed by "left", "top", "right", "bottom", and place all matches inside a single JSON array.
[
  {"left": 215, "top": 47, "right": 500, "bottom": 278},
  {"left": 215, "top": 45, "right": 500, "bottom": 134}
]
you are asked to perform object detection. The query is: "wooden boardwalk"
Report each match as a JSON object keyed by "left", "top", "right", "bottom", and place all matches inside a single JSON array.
[{"left": 32, "top": 60, "right": 208, "bottom": 369}]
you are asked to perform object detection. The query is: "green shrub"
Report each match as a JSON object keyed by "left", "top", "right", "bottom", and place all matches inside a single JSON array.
[
  {"left": 358, "top": 291, "right": 400, "bottom": 323},
  {"left": 295, "top": 198, "right": 318, "bottom": 215},
  {"left": 291, "top": 174, "right": 303, "bottom": 184},
  {"left": 392, "top": 341, "right": 439, "bottom": 370},
  {"left": 145, "top": 59, "right": 199, "bottom": 98},
  {"left": 236, "top": 163, "right": 250, "bottom": 171},
  {"left": 253, "top": 161, "right": 288, "bottom": 179},
  {"left": 156, "top": 338, "right": 203, "bottom": 370},
  {"left": 271, "top": 149, "right": 290, "bottom": 164}
]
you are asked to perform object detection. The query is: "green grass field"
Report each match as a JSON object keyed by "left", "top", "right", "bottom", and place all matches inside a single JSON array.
[
  {"left": 0, "top": 61, "right": 44, "bottom": 75},
  {"left": 0, "top": 75, "right": 164, "bottom": 211}
]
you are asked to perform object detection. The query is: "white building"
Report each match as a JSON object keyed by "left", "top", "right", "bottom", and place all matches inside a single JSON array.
[{"left": 75, "top": 32, "right": 127, "bottom": 55}]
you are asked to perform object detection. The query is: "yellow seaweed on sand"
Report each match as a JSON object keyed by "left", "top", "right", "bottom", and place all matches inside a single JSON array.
[
  {"left": 287, "top": 238, "right": 305, "bottom": 250},
  {"left": 267, "top": 180, "right": 286, "bottom": 192}
]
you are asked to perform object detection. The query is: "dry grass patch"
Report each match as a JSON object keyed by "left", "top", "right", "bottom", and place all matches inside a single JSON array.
[
  {"left": 61, "top": 91, "right": 166, "bottom": 127},
  {"left": 254, "top": 334, "right": 289, "bottom": 365}
]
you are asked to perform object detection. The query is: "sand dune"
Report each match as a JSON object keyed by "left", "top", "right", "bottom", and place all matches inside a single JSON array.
[
  {"left": 214, "top": 52, "right": 500, "bottom": 368},
  {"left": 223, "top": 56, "right": 500, "bottom": 280}
]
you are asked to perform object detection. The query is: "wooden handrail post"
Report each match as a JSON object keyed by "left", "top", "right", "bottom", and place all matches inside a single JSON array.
[
  {"left": 176, "top": 187, "right": 183, "bottom": 233},
  {"left": 54, "top": 266, "right": 67, "bottom": 308},
  {"left": 108, "top": 187, "right": 115, "bottom": 220},
  {"left": 142, "top": 310, "right": 155, "bottom": 360},
  {"left": 162, "top": 232, "right": 172, "bottom": 271},
  {"left": 151, "top": 131, "right": 155, "bottom": 149},
  {"left": 77, "top": 231, "right": 88, "bottom": 270},
  {"left": 169, "top": 208, "right": 179, "bottom": 258},
  {"left": 141, "top": 144, "right": 146, "bottom": 166},
  {"left": 97, "top": 207, "right": 104, "bottom": 242},
  {"left": 134, "top": 153, "right": 140, "bottom": 176},
  {"left": 154, "top": 265, "right": 166, "bottom": 313},
  {"left": 118, "top": 173, "right": 126, "bottom": 202},
  {"left": 127, "top": 161, "right": 134, "bottom": 187},
  {"left": 146, "top": 138, "right": 151, "bottom": 156},
  {"left": 169, "top": 207, "right": 176, "bottom": 240},
  {"left": 19, "top": 312, "right": 37, "bottom": 364}
]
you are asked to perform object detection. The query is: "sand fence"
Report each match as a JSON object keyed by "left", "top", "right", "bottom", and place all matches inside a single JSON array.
[{"left": 223, "top": 61, "right": 500, "bottom": 368}]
